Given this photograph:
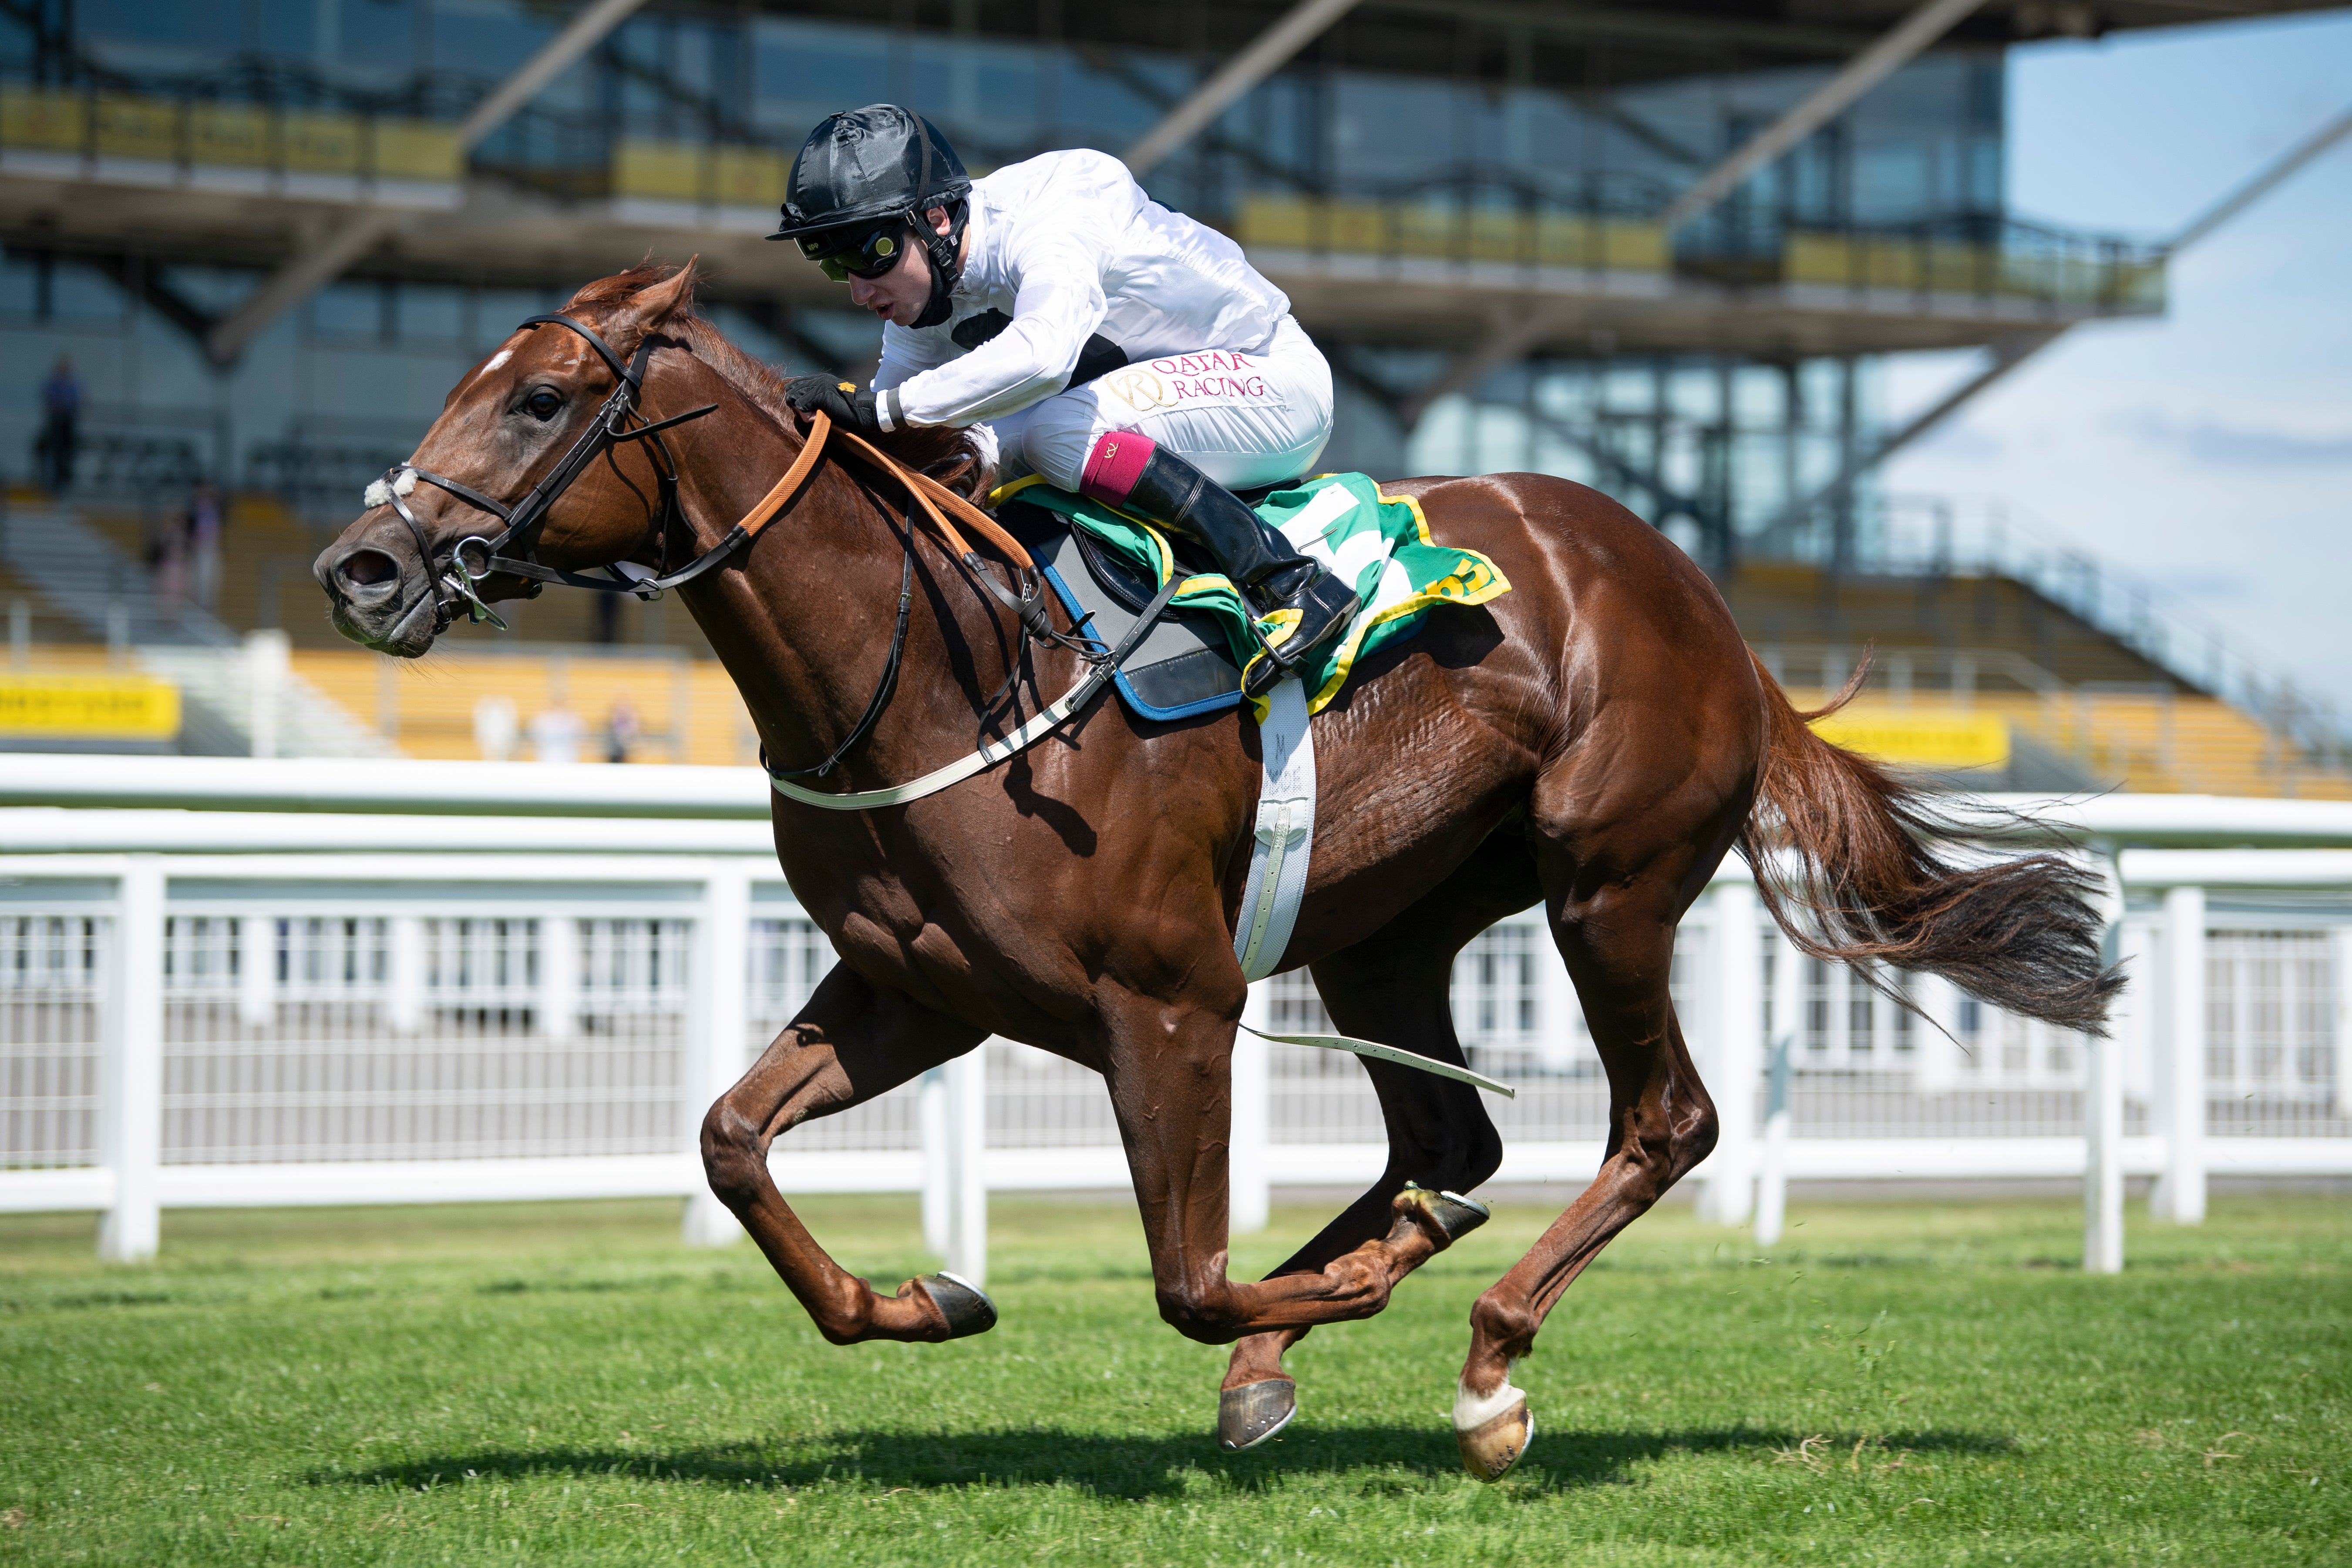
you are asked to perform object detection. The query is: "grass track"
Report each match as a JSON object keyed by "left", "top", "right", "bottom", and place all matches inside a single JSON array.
[{"left": 2, "top": 1192, "right": 2346, "bottom": 1565}]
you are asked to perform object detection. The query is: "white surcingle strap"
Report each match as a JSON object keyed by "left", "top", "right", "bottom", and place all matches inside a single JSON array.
[
  {"left": 1233, "top": 677, "right": 1315, "bottom": 982},
  {"left": 1227, "top": 676, "right": 1514, "bottom": 1099}
]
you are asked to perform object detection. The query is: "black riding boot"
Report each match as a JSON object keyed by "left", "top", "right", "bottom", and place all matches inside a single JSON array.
[{"left": 1095, "top": 443, "right": 1358, "bottom": 699}]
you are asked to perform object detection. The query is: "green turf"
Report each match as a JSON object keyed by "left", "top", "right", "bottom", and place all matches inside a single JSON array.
[{"left": 1, "top": 1190, "right": 2345, "bottom": 1566}]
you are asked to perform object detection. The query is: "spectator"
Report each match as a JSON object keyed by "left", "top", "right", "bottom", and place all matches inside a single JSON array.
[
  {"left": 37, "top": 356, "right": 80, "bottom": 493},
  {"left": 528, "top": 702, "right": 583, "bottom": 765},
  {"left": 145, "top": 503, "right": 185, "bottom": 613},
  {"left": 473, "top": 695, "right": 518, "bottom": 761},
  {"left": 605, "top": 697, "right": 639, "bottom": 764},
  {"left": 187, "top": 481, "right": 223, "bottom": 613}
]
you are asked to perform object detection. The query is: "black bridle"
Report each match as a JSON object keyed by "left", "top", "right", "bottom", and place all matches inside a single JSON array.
[
  {"left": 371, "top": 312, "right": 722, "bottom": 634},
  {"left": 367, "top": 308, "right": 1111, "bottom": 783}
]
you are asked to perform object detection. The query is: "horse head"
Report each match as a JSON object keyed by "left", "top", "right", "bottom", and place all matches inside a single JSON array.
[{"left": 313, "top": 264, "right": 703, "bottom": 657}]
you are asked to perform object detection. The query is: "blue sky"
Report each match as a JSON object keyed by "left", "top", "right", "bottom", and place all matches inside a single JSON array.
[{"left": 1884, "top": 10, "right": 2352, "bottom": 715}]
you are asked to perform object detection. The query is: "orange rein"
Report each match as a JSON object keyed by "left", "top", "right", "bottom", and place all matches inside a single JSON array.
[{"left": 729, "top": 409, "right": 1036, "bottom": 574}]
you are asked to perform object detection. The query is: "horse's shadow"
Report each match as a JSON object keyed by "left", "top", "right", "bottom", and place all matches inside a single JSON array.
[{"left": 313, "top": 1424, "right": 2010, "bottom": 1501}]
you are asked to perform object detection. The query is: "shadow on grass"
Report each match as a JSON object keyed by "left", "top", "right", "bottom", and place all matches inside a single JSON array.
[{"left": 314, "top": 1426, "right": 2012, "bottom": 1501}]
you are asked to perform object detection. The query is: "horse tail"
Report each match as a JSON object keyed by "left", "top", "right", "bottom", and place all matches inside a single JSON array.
[{"left": 1736, "top": 649, "right": 2121, "bottom": 1033}]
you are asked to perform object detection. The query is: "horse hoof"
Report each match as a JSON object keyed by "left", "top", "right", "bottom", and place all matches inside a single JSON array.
[
  {"left": 1218, "top": 1378, "right": 1297, "bottom": 1451},
  {"left": 1454, "top": 1367, "right": 1531, "bottom": 1482},
  {"left": 1456, "top": 1395, "right": 1532, "bottom": 1482},
  {"left": 1399, "top": 1182, "right": 1491, "bottom": 1246},
  {"left": 915, "top": 1271, "right": 998, "bottom": 1339}
]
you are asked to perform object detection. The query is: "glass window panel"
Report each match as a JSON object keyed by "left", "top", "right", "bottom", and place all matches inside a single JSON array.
[
  {"left": 756, "top": 21, "right": 891, "bottom": 119},
  {"left": 339, "top": 0, "right": 414, "bottom": 72},
  {"left": 312, "top": 282, "right": 380, "bottom": 340},
  {"left": 81, "top": 0, "right": 239, "bottom": 52},
  {"left": 431, "top": 0, "right": 550, "bottom": 79},
  {"left": 397, "top": 285, "right": 464, "bottom": 345},
  {"left": 255, "top": 0, "right": 316, "bottom": 55}
]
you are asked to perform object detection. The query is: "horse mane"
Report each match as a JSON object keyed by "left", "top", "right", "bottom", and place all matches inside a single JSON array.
[{"left": 562, "top": 262, "right": 987, "bottom": 489}]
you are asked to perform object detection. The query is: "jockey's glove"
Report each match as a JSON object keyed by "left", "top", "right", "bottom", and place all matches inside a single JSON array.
[{"left": 783, "top": 375, "right": 898, "bottom": 436}]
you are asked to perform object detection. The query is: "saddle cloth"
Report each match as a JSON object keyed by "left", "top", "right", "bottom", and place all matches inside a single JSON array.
[{"left": 995, "top": 472, "right": 1511, "bottom": 720}]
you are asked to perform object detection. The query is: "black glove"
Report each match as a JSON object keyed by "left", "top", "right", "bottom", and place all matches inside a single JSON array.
[{"left": 784, "top": 375, "right": 886, "bottom": 436}]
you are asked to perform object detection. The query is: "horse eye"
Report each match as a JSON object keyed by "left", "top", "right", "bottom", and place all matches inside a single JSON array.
[{"left": 524, "top": 389, "right": 562, "bottom": 421}]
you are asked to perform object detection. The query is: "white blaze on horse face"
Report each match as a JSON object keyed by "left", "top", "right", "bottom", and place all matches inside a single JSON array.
[
  {"left": 1453, "top": 1360, "right": 1524, "bottom": 1431},
  {"left": 478, "top": 348, "right": 514, "bottom": 377}
]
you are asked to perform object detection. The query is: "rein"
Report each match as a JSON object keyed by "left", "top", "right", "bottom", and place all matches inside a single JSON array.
[{"left": 368, "top": 307, "right": 1122, "bottom": 797}]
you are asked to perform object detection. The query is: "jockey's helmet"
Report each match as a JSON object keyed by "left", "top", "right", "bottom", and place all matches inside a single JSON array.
[
  {"left": 772, "top": 105, "right": 969, "bottom": 254},
  {"left": 773, "top": 105, "right": 972, "bottom": 328}
]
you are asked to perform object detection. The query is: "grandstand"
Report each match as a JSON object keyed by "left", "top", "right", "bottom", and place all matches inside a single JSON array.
[
  {"left": 4, "top": 468, "right": 2343, "bottom": 796},
  {"left": 0, "top": 0, "right": 2342, "bottom": 791}
]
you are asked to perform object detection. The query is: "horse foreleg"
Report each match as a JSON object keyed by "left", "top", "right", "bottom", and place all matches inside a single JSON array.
[
  {"left": 1217, "top": 918, "right": 1509, "bottom": 1450},
  {"left": 1100, "top": 980, "right": 1487, "bottom": 1356},
  {"left": 1453, "top": 878, "right": 1719, "bottom": 1481},
  {"left": 700, "top": 960, "right": 989, "bottom": 1345}
]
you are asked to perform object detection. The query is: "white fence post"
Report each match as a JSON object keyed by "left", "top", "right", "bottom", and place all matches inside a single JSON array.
[
  {"left": 1695, "top": 879, "right": 1761, "bottom": 1225},
  {"left": 919, "top": 1067, "right": 950, "bottom": 1256},
  {"left": 681, "top": 864, "right": 750, "bottom": 1247},
  {"left": 2335, "top": 925, "right": 2352, "bottom": 1119},
  {"left": 1230, "top": 984, "right": 1272, "bottom": 1234},
  {"left": 384, "top": 915, "right": 423, "bottom": 1034},
  {"left": 944, "top": 1042, "right": 988, "bottom": 1285},
  {"left": 237, "top": 911, "right": 276, "bottom": 1031},
  {"left": 1534, "top": 912, "right": 1580, "bottom": 1073},
  {"left": 2082, "top": 844, "right": 2125, "bottom": 1275},
  {"left": 2083, "top": 1031, "right": 2126, "bottom": 1274},
  {"left": 2151, "top": 883, "right": 2207, "bottom": 1223},
  {"left": 98, "top": 857, "right": 165, "bottom": 1262},
  {"left": 245, "top": 628, "right": 287, "bottom": 760},
  {"left": 1912, "top": 973, "right": 1963, "bottom": 1093},
  {"left": 1754, "top": 927, "right": 1802, "bottom": 1248},
  {"left": 535, "top": 915, "right": 578, "bottom": 1040}
]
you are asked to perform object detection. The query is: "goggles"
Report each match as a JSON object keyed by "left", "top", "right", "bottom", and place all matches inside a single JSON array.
[{"left": 800, "top": 222, "right": 910, "bottom": 282}]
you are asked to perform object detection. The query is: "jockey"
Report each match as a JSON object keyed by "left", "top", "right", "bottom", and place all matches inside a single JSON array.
[{"left": 771, "top": 104, "right": 1357, "bottom": 699}]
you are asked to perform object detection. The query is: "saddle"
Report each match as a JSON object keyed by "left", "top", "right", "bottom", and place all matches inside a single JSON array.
[
  {"left": 993, "top": 473, "right": 1511, "bottom": 720},
  {"left": 999, "top": 501, "right": 1247, "bottom": 721}
]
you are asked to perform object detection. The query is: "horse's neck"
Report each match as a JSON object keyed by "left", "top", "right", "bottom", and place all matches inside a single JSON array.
[{"left": 671, "top": 400, "right": 1034, "bottom": 787}]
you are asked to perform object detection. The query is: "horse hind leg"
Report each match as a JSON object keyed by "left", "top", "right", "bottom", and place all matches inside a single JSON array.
[
  {"left": 700, "top": 961, "right": 993, "bottom": 1344},
  {"left": 1453, "top": 866, "right": 1721, "bottom": 1481}
]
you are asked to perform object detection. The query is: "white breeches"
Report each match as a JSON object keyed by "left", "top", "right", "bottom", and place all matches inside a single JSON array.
[{"left": 986, "top": 314, "right": 1335, "bottom": 493}]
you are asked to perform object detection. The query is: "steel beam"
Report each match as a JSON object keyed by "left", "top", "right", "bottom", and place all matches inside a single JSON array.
[
  {"left": 1750, "top": 326, "right": 2060, "bottom": 555},
  {"left": 453, "top": 0, "right": 652, "bottom": 151},
  {"left": 1746, "top": 98, "right": 2352, "bottom": 553},
  {"left": 204, "top": 210, "right": 408, "bottom": 366},
  {"left": 1394, "top": 307, "right": 1577, "bottom": 432},
  {"left": 204, "top": 0, "right": 651, "bottom": 365},
  {"left": 1658, "top": 0, "right": 1985, "bottom": 232},
  {"left": 1124, "top": 0, "right": 1366, "bottom": 177},
  {"left": 2167, "top": 100, "right": 2352, "bottom": 252}
]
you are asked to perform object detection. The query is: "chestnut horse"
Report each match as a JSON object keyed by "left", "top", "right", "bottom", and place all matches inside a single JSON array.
[{"left": 315, "top": 264, "right": 2114, "bottom": 1479}]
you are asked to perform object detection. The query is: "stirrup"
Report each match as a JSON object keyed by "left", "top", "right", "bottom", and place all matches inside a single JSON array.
[{"left": 1242, "top": 572, "right": 1357, "bottom": 699}]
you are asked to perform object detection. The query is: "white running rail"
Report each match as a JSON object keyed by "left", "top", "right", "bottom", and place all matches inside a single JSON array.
[{"left": 3, "top": 761, "right": 2349, "bottom": 1282}]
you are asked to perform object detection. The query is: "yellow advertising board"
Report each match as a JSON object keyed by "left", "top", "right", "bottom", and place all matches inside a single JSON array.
[
  {"left": 1808, "top": 710, "right": 2010, "bottom": 771},
  {"left": 0, "top": 676, "right": 181, "bottom": 739}
]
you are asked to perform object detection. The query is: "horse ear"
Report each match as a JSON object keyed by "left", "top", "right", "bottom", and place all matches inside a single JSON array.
[{"left": 607, "top": 259, "right": 700, "bottom": 350}]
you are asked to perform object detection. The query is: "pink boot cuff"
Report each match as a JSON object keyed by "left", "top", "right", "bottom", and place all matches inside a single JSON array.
[{"left": 1079, "top": 431, "right": 1157, "bottom": 504}]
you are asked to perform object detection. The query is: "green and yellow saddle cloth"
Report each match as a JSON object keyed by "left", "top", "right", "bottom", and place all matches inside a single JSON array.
[{"left": 991, "top": 471, "right": 1510, "bottom": 718}]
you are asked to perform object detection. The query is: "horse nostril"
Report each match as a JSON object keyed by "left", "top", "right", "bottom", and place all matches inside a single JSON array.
[{"left": 338, "top": 549, "right": 400, "bottom": 589}]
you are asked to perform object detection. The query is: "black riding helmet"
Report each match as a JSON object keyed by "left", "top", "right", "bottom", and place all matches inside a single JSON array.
[{"left": 772, "top": 104, "right": 972, "bottom": 330}]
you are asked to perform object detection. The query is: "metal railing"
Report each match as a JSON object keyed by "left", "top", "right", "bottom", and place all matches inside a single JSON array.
[
  {"left": 1776, "top": 492, "right": 2351, "bottom": 773},
  {"left": 0, "top": 84, "right": 461, "bottom": 194},
  {"left": 2, "top": 759, "right": 2349, "bottom": 1282}
]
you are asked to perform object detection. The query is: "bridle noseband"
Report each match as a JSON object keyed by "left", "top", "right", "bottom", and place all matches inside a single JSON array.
[{"left": 371, "top": 312, "right": 722, "bottom": 634}]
